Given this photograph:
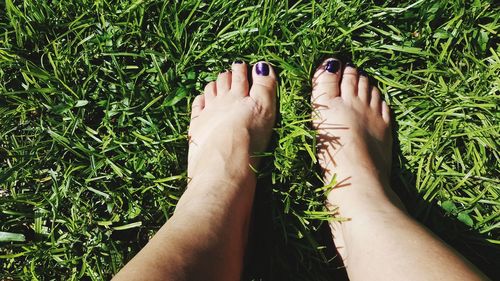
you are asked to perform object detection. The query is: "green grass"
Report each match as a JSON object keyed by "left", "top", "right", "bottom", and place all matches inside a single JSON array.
[{"left": 1, "top": 0, "right": 499, "bottom": 280}]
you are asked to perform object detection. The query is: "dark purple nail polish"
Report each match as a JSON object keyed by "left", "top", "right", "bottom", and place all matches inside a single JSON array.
[
  {"left": 345, "top": 62, "right": 356, "bottom": 68},
  {"left": 359, "top": 69, "right": 368, "bottom": 77},
  {"left": 325, "top": 60, "right": 340, "bottom": 73},
  {"left": 234, "top": 61, "right": 243, "bottom": 64},
  {"left": 256, "top": 62, "right": 269, "bottom": 76}
]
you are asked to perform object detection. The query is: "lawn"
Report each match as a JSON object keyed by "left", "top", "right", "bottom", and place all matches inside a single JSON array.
[{"left": 1, "top": 0, "right": 499, "bottom": 280}]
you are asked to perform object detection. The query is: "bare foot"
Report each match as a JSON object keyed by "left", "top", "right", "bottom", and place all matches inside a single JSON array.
[
  {"left": 181, "top": 61, "right": 276, "bottom": 277},
  {"left": 179, "top": 61, "right": 277, "bottom": 207},
  {"left": 312, "top": 59, "right": 400, "bottom": 208},
  {"left": 115, "top": 62, "right": 277, "bottom": 281},
  {"left": 176, "top": 62, "right": 276, "bottom": 217},
  {"left": 312, "top": 59, "right": 403, "bottom": 258},
  {"left": 312, "top": 59, "right": 488, "bottom": 281}
]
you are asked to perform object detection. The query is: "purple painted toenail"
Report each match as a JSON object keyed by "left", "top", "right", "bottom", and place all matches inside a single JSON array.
[
  {"left": 234, "top": 61, "right": 244, "bottom": 64},
  {"left": 326, "top": 60, "right": 340, "bottom": 73},
  {"left": 256, "top": 62, "right": 269, "bottom": 76},
  {"left": 359, "top": 69, "right": 368, "bottom": 77}
]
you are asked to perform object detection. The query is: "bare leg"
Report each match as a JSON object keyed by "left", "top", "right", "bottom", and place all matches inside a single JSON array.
[
  {"left": 113, "top": 61, "right": 277, "bottom": 281},
  {"left": 312, "top": 59, "right": 488, "bottom": 281}
]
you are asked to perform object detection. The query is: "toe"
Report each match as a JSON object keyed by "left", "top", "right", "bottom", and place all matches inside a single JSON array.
[
  {"left": 357, "top": 70, "right": 370, "bottom": 104},
  {"left": 382, "top": 101, "right": 391, "bottom": 124},
  {"left": 231, "top": 61, "right": 249, "bottom": 96},
  {"left": 191, "top": 95, "right": 205, "bottom": 119},
  {"left": 340, "top": 62, "right": 358, "bottom": 101},
  {"left": 249, "top": 61, "right": 277, "bottom": 111},
  {"left": 216, "top": 71, "right": 232, "bottom": 95},
  {"left": 370, "top": 87, "right": 382, "bottom": 113},
  {"left": 312, "top": 58, "right": 341, "bottom": 104},
  {"left": 204, "top": 82, "right": 217, "bottom": 104}
]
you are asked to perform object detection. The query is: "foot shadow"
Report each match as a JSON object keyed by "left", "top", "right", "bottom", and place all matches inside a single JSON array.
[
  {"left": 243, "top": 163, "right": 349, "bottom": 281},
  {"left": 243, "top": 103, "right": 349, "bottom": 280}
]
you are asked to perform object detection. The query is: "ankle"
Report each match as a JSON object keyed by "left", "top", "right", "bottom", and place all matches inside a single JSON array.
[{"left": 327, "top": 181, "right": 405, "bottom": 217}]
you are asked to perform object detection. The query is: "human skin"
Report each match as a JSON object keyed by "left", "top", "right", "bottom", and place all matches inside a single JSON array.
[
  {"left": 113, "top": 61, "right": 277, "bottom": 281},
  {"left": 312, "top": 58, "right": 489, "bottom": 281},
  {"left": 113, "top": 58, "right": 488, "bottom": 281}
]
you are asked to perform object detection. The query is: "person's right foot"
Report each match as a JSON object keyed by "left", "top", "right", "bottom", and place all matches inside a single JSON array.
[
  {"left": 312, "top": 59, "right": 488, "bottom": 281},
  {"left": 311, "top": 59, "right": 403, "bottom": 258}
]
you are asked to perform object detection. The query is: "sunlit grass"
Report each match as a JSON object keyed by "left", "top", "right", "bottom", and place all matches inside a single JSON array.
[{"left": 1, "top": 0, "right": 498, "bottom": 280}]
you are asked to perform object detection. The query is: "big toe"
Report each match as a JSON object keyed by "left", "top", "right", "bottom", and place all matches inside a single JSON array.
[
  {"left": 249, "top": 61, "right": 277, "bottom": 112},
  {"left": 311, "top": 58, "right": 341, "bottom": 105}
]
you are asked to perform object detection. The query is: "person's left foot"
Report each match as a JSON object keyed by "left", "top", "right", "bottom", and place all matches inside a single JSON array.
[
  {"left": 114, "top": 62, "right": 277, "bottom": 281},
  {"left": 186, "top": 61, "right": 277, "bottom": 184}
]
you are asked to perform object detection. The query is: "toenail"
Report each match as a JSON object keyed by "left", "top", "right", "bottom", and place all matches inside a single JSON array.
[
  {"left": 234, "top": 61, "right": 244, "bottom": 64},
  {"left": 359, "top": 69, "right": 368, "bottom": 77},
  {"left": 345, "top": 62, "right": 356, "bottom": 68},
  {"left": 326, "top": 60, "right": 340, "bottom": 73},
  {"left": 256, "top": 62, "right": 270, "bottom": 76}
]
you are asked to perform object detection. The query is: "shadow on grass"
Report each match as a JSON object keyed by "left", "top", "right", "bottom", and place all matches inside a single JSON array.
[
  {"left": 243, "top": 172, "right": 349, "bottom": 281},
  {"left": 389, "top": 119, "right": 500, "bottom": 279},
  {"left": 243, "top": 117, "right": 498, "bottom": 280}
]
